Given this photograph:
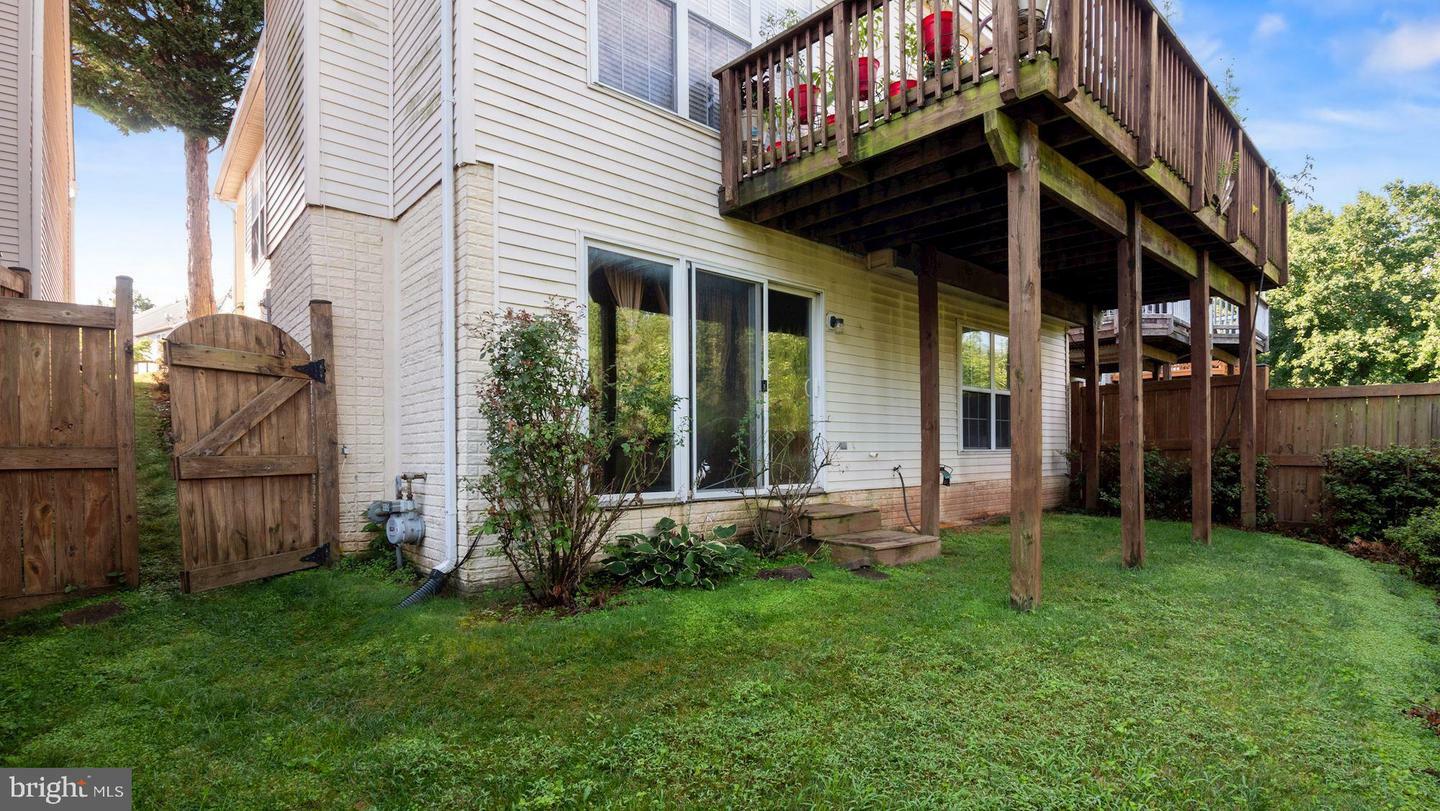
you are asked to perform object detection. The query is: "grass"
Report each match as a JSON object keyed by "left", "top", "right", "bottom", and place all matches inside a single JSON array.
[{"left": 2, "top": 390, "right": 1439, "bottom": 808}]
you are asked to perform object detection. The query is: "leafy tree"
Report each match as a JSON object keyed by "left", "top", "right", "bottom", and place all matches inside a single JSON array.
[
  {"left": 132, "top": 292, "right": 154, "bottom": 312},
  {"left": 71, "top": 1, "right": 263, "bottom": 319},
  {"left": 1267, "top": 181, "right": 1440, "bottom": 387}
]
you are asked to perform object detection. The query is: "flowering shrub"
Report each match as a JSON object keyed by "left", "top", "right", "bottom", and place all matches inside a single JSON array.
[{"left": 473, "top": 305, "right": 676, "bottom": 608}]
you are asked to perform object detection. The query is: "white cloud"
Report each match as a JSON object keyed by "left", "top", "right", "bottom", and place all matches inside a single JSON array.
[
  {"left": 1364, "top": 21, "right": 1440, "bottom": 72},
  {"left": 1254, "top": 13, "right": 1287, "bottom": 40}
]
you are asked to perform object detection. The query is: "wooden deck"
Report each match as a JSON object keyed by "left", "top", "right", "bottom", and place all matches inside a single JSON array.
[
  {"left": 714, "top": 0, "right": 1286, "bottom": 305},
  {"left": 714, "top": 0, "right": 1289, "bottom": 609}
]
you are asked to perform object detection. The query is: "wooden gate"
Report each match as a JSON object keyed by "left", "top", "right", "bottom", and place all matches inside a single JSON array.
[
  {"left": 166, "top": 303, "right": 339, "bottom": 593},
  {"left": 1, "top": 277, "right": 138, "bottom": 618}
]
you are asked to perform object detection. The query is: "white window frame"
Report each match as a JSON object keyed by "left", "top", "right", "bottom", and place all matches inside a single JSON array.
[
  {"left": 588, "top": 0, "right": 817, "bottom": 130},
  {"left": 242, "top": 149, "right": 267, "bottom": 272},
  {"left": 579, "top": 234, "right": 826, "bottom": 503},
  {"left": 957, "top": 323, "right": 1012, "bottom": 453}
]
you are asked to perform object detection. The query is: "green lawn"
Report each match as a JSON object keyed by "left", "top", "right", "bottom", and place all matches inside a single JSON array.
[{"left": 2, "top": 391, "right": 1439, "bottom": 808}]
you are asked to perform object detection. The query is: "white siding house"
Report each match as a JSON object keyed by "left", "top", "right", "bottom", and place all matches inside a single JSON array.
[
  {"left": 217, "top": 0, "right": 1076, "bottom": 590},
  {"left": 0, "top": 0, "right": 74, "bottom": 302}
]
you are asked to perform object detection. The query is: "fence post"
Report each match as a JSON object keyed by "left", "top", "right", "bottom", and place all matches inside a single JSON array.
[
  {"left": 113, "top": 276, "right": 139, "bottom": 586},
  {"left": 309, "top": 300, "right": 341, "bottom": 559}
]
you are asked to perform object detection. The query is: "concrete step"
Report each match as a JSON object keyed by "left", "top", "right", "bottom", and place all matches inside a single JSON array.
[
  {"left": 811, "top": 529, "right": 942, "bottom": 567},
  {"left": 758, "top": 502, "right": 882, "bottom": 539}
]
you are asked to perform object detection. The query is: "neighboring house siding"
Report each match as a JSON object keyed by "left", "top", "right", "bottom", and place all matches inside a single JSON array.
[
  {"left": 470, "top": 0, "right": 1071, "bottom": 497},
  {"left": 317, "top": 0, "right": 391, "bottom": 217},
  {"left": 265, "top": 0, "right": 308, "bottom": 249},
  {"left": 0, "top": 0, "right": 20, "bottom": 269},
  {"left": 33, "top": 0, "right": 71, "bottom": 301},
  {"left": 391, "top": 0, "right": 440, "bottom": 214}
]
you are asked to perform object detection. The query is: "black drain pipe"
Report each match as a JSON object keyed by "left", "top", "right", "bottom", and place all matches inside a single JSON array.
[{"left": 398, "top": 569, "right": 447, "bottom": 608}]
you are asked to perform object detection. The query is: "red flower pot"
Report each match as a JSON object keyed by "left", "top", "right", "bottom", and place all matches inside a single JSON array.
[
  {"left": 787, "top": 83, "right": 819, "bottom": 125},
  {"left": 923, "top": 11, "right": 955, "bottom": 60},
  {"left": 855, "top": 57, "right": 879, "bottom": 95},
  {"left": 888, "top": 79, "right": 919, "bottom": 98}
]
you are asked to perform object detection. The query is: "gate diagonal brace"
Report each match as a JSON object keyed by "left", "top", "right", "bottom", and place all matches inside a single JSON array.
[
  {"left": 301, "top": 544, "right": 331, "bottom": 566},
  {"left": 292, "top": 359, "right": 327, "bottom": 383}
]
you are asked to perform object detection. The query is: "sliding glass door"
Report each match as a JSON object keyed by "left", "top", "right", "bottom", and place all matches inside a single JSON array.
[{"left": 691, "top": 269, "right": 818, "bottom": 493}]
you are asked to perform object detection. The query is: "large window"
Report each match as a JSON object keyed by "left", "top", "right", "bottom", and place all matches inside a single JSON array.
[
  {"left": 588, "top": 247, "right": 676, "bottom": 493},
  {"left": 960, "top": 328, "right": 1011, "bottom": 451},
  {"left": 596, "top": 0, "right": 814, "bottom": 128}
]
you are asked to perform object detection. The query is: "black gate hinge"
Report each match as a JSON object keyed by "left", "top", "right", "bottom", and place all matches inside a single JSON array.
[
  {"left": 301, "top": 543, "right": 331, "bottom": 566},
  {"left": 292, "top": 359, "right": 327, "bottom": 383}
]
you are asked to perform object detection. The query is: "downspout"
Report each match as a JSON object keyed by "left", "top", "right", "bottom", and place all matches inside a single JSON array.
[
  {"left": 399, "top": 0, "right": 459, "bottom": 606},
  {"left": 438, "top": 0, "right": 459, "bottom": 575}
]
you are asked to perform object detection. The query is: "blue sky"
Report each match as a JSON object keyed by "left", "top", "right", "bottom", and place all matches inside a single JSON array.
[{"left": 72, "top": 0, "right": 1440, "bottom": 306}]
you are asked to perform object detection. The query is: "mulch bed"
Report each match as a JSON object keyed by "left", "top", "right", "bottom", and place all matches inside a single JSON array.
[
  {"left": 755, "top": 565, "right": 813, "bottom": 581},
  {"left": 61, "top": 600, "right": 126, "bottom": 628}
]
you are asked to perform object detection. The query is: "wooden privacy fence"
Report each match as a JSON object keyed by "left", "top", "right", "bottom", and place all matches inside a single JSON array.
[
  {"left": 0, "top": 277, "right": 138, "bottom": 618},
  {"left": 1071, "top": 372, "right": 1440, "bottom": 526}
]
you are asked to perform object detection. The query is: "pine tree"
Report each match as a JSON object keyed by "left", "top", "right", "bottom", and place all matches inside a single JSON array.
[{"left": 72, "top": 1, "right": 263, "bottom": 319}]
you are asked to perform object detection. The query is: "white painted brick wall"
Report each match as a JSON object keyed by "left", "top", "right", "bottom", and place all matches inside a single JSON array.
[
  {"left": 393, "top": 164, "right": 501, "bottom": 583},
  {"left": 263, "top": 204, "right": 390, "bottom": 555}
]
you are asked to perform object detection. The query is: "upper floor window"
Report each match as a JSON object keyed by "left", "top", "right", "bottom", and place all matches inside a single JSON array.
[
  {"left": 960, "top": 328, "right": 1011, "bottom": 451},
  {"left": 596, "top": 0, "right": 812, "bottom": 129},
  {"left": 242, "top": 152, "right": 267, "bottom": 271}
]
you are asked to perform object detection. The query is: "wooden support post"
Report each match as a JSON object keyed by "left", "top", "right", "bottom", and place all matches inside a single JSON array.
[
  {"left": 113, "top": 276, "right": 139, "bottom": 586},
  {"left": 720, "top": 69, "right": 739, "bottom": 205},
  {"left": 1238, "top": 283, "right": 1258, "bottom": 530},
  {"left": 918, "top": 264, "right": 940, "bottom": 537},
  {"left": 309, "top": 300, "right": 341, "bottom": 558},
  {"left": 1225, "top": 135, "right": 1245, "bottom": 244},
  {"left": 1008, "top": 120, "right": 1043, "bottom": 611},
  {"left": 1137, "top": 9, "right": 1159, "bottom": 168},
  {"left": 1189, "top": 254, "right": 1212, "bottom": 544},
  {"left": 995, "top": 0, "right": 1020, "bottom": 102},
  {"left": 1190, "top": 87, "right": 1209, "bottom": 212},
  {"left": 833, "top": 4, "right": 853, "bottom": 164},
  {"left": 1117, "top": 202, "right": 1145, "bottom": 568},
  {"left": 1054, "top": 0, "right": 1080, "bottom": 101},
  {"left": 1082, "top": 304, "right": 1101, "bottom": 512}
]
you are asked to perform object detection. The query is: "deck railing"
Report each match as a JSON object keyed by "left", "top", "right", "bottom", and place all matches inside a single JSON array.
[{"left": 715, "top": 0, "right": 1286, "bottom": 267}]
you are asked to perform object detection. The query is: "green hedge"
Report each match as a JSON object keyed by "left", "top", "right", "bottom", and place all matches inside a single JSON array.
[
  {"left": 1321, "top": 446, "right": 1440, "bottom": 540},
  {"left": 1067, "top": 445, "right": 1271, "bottom": 526},
  {"left": 1386, "top": 506, "right": 1440, "bottom": 585}
]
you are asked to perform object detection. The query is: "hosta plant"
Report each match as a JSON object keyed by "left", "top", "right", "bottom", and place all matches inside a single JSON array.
[{"left": 604, "top": 518, "right": 746, "bottom": 589}]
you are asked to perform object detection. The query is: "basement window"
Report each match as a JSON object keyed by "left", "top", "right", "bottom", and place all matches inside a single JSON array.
[{"left": 960, "top": 327, "right": 1011, "bottom": 451}]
